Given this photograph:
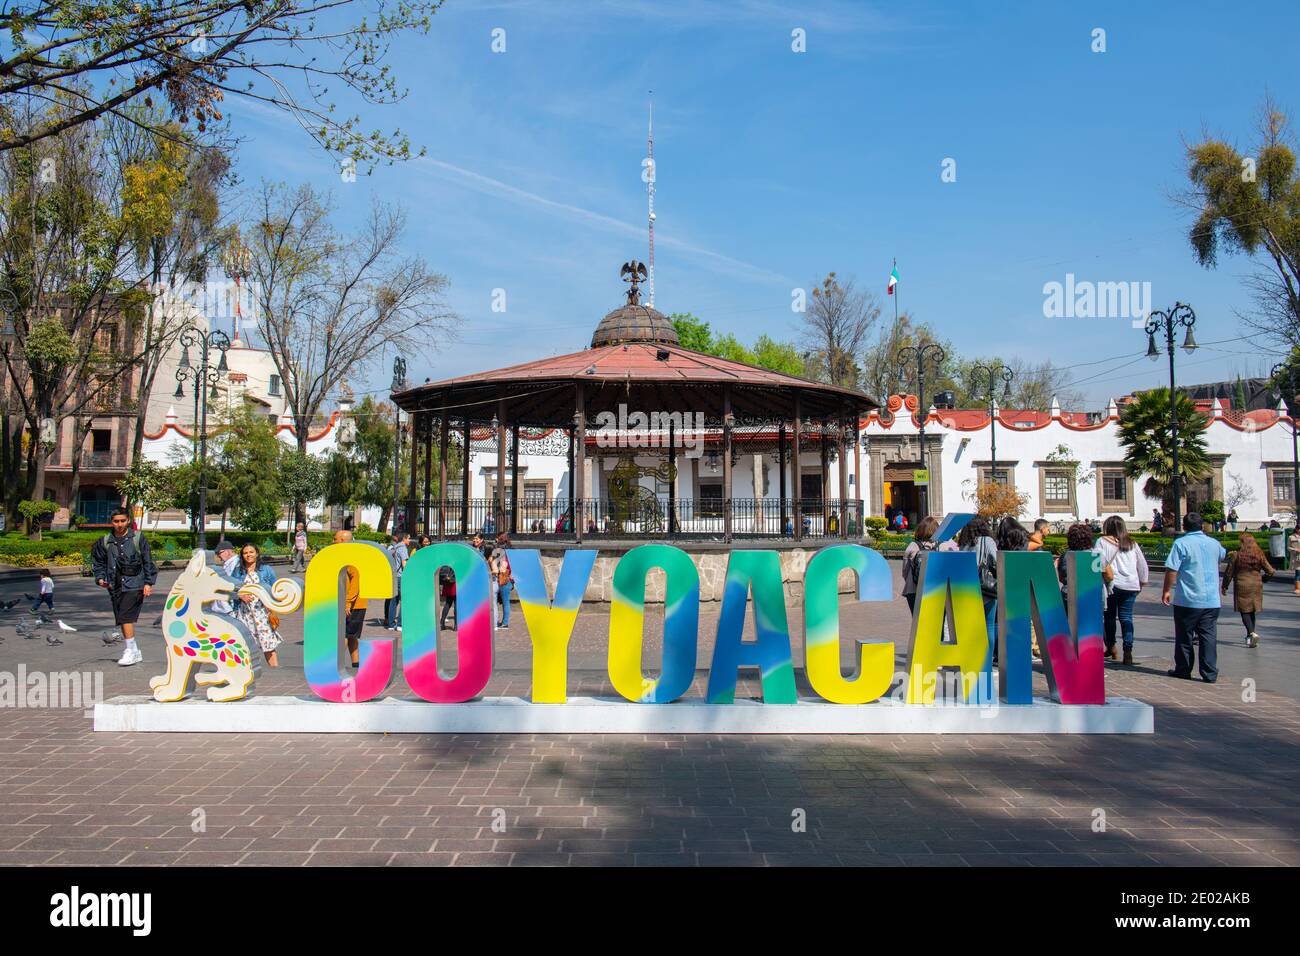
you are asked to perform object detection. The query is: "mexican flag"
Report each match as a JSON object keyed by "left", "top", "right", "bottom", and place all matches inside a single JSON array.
[{"left": 887, "top": 265, "right": 899, "bottom": 295}]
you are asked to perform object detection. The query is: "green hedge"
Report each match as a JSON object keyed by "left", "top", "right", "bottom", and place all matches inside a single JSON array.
[
  {"left": 864, "top": 529, "right": 1276, "bottom": 561},
  {"left": 0, "top": 528, "right": 389, "bottom": 566}
]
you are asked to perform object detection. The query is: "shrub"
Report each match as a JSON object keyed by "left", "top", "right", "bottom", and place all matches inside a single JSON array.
[
  {"left": 973, "top": 483, "right": 1030, "bottom": 521},
  {"left": 1200, "top": 499, "right": 1226, "bottom": 523},
  {"left": 864, "top": 516, "right": 888, "bottom": 531}
]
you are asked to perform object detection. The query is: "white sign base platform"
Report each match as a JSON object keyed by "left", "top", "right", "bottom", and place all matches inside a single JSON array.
[{"left": 94, "top": 695, "right": 1155, "bottom": 734}]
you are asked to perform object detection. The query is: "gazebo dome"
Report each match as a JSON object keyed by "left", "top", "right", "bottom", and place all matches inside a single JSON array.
[
  {"left": 590, "top": 259, "right": 679, "bottom": 347},
  {"left": 590, "top": 302, "right": 679, "bottom": 348}
]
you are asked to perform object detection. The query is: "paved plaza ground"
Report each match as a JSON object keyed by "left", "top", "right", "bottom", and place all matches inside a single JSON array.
[{"left": 0, "top": 565, "right": 1296, "bottom": 866}]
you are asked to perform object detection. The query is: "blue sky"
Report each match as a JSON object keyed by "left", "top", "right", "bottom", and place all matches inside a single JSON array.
[{"left": 221, "top": 0, "right": 1300, "bottom": 407}]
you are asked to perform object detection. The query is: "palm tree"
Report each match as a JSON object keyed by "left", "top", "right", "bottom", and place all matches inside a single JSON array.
[{"left": 1117, "top": 388, "right": 1212, "bottom": 528}]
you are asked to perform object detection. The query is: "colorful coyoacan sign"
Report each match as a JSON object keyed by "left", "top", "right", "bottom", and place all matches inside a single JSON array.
[{"left": 153, "top": 523, "right": 1108, "bottom": 709}]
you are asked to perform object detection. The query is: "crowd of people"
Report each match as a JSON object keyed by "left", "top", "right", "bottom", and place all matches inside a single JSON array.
[{"left": 897, "top": 510, "right": 1292, "bottom": 684}]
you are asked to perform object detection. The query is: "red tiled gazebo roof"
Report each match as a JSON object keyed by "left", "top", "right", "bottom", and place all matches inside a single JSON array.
[{"left": 395, "top": 338, "right": 875, "bottom": 425}]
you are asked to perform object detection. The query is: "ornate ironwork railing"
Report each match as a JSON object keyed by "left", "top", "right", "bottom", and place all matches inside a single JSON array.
[{"left": 418, "top": 498, "right": 865, "bottom": 540}]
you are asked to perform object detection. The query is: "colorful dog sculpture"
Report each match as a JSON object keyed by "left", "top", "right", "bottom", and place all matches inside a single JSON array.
[{"left": 150, "top": 549, "right": 303, "bottom": 702}]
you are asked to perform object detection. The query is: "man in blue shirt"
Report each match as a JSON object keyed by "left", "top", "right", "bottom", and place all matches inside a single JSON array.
[{"left": 1162, "top": 512, "right": 1227, "bottom": 683}]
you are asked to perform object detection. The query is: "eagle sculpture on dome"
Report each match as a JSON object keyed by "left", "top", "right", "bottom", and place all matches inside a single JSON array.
[{"left": 620, "top": 261, "right": 648, "bottom": 305}]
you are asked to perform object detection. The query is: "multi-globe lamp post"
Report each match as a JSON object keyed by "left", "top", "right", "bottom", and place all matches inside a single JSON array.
[
  {"left": 391, "top": 355, "right": 407, "bottom": 533},
  {"left": 1144, "top": 303, "right": 1198, "bottom": 523},
  {"left": 971, "top": 362, "right": 1015, "bottom": 485},
  {"left": 173, "top": 325, "right": 230, "bottom": 550},
  {"left": 896, "top": 342, "right": 945, "bottom": 519}
]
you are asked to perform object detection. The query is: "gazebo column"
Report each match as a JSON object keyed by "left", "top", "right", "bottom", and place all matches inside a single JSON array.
[
  {"left": 820, "top": 423, "right": 829, "bottom": 536},
  {"left": 438, "top": 413, "right": 449, "bottom": 540},
  {"left": 567, "top": 424, "right": 575, "bottom": 531},
  {"left": 574, "top": 385, "right": 585, "bottom": 544},
  {"left": 792, "top": 396, "right": 802, "bottom": 542},
  {"left": 422, "top": 417, "right": 433, "bottom": 534},
  {"left": 668, "top": 420, "right": 677, "bottom": 535},
  {"left": 495, "top": 399, "right": 507, "bottom": 537},
  {"left": 461, "top": 418, "right": 470, "bottom": 537},
  {"left": 853, "top": 414, "right": 861, "bottom": 533},
  {"left": 778, "top": 422, "right": 788, "bottom": 536},
  {"left": 838, "top": 405, "right": 849, "bottom": 539},
  {"left": 406, "top": 412, "right": 420, "bottom": 534},
  {"left": 723, "top": 386, "right": 733, "bottom": 543},
  {"left": 510, "top": 422, "right": 520, "bottom": 534}
]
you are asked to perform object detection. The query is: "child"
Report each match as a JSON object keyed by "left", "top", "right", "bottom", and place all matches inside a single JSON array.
[{"left": 31, "top": 569, "right": 54, "bottom": 612}]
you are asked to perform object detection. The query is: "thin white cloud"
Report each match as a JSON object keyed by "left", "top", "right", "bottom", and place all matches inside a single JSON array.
[{"left": 418, "top": 155, "right": 792, "bottom": 285}]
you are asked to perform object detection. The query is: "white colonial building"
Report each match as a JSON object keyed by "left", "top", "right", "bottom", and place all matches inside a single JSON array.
[{"left": 440, "top": 391, "right": 1297, "bottom": 536}]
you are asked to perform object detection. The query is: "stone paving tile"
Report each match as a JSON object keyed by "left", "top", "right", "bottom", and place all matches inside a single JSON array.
[{"left": 2, "top": 570, "right": 1299, "bottom": 866}]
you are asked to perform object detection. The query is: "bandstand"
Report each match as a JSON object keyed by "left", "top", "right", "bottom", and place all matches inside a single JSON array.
[{"left": 391, "top": 264, "right": 878, "bottom": 544}]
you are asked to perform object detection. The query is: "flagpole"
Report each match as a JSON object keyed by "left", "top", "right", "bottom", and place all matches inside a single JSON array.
[{"left": 893, "top": 257, "right": 898, "bottom": 325}]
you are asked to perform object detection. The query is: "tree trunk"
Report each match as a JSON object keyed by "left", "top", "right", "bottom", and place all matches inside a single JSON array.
[
  {"left": 377, "top": 504, "right": 391, "bottom": 535},
  {"left": 67, "top": 417, "right": 90, "bottom": 526},
  {"left": 294, "top": 410, "right": 310, "bottom": 528}
]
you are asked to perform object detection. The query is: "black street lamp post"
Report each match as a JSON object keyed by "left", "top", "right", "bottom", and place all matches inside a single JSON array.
[
  {"left": 1145, "top": 303, "right": 1198, "bottom": 525},
  {"left": 1271, "top": 361, "right": 1300, "bottom": 517},
  {"left": 971, "top": 362, "right": 1015, "bottom": 484},
  {"left": 391, "top": 356, "right": 407, "bottom": 533},
  {"left": 174, "top": 325, "right": 230, "bottom": 551},
  {"left": 897, "top": 343, "right": 945, "bottom": 518}
]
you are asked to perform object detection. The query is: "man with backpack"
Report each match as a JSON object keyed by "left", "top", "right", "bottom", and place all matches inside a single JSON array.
[
  {"left": 90, "top": 507, "right": 157, "bottom": 667},
  {"left": 385, "top": 530, "right": 409, "bottom": 631}
]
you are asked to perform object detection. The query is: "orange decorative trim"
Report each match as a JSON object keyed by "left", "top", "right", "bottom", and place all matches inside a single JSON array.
[{"left": 142, "top": 409, "right": 343, "bottom": 442}]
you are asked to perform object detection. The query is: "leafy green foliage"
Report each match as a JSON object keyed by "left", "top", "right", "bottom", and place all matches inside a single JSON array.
[
  {"left": 669, "top": 313, "right": 713, "bottom": 352},
  {"left": 116, "top": 458, "right": 170, "bottom": 514},
  {"left": 1186, "top": 98, "right": 1300, "bottom": 346},
  {"left": 1117, "top": 389, "right": 1212, "bottom": 507},
  {"left": 0, "top": 1, "right": 444, "bottom": 169},
  {"left": 670, "top": 315, "right": 806, "bottom": 375}
]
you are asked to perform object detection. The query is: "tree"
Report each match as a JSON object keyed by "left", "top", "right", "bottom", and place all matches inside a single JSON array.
[
  {"left": 1184, "top": 96, "right": 1300, "bottom": 348},
  {"left": 211, "top": 404, "right": 283, "bottom": 531},
  {"left": 0, "top": 1, "right": 441, "bottom": 169},
  {"left": 116, "top": 457, "right": 170, "bottom": 523},
  {"left": 712, "top": 332, "right": 755, "bottom": 365},
  {"left": 752, "top": 335, "right": 807, "bottom": 377},
  {"left": 802, "top": 272, "right": 878, "bottom": 388},
  {"left": 1045, "top": 443, "right": 1095, "bottom": 492},
  {"left": 1225, "top": 471, "right": 1258, "bottom": 514},
  {"left": 324, "top": 395, "right": 421, "bottom": 532},
  {"left": 949, "top": 356, "right": 1082, "bottom": 411},
  {"left": 860, "top": 311, "right": 957, "bottom": 402},
  {"left": 113, "top": 112, "right": 233, "bottom": 464},
  {"left": 670, "top": 313, "right": 712, "bottom": 352},
  {"left": 245, "top": 181, "right": 453, "bottom": 521},
  {"left": 971, "top": 483, "right": 1029, "bottom": 522},
  {"left": 276, "top": 448, "right": 327, "bottom": 537},
  {"left": 17, "top": 497, "right": 57, "bottom": 540},
  {"left": 671, "top": 314, "right": 807, "bottom": 375},
  {"left": 0, "top": 105, "right": 145, "bottom": 522},
  {"left": 1117, "top": 388, "right": 1212, "bottom": 520}
]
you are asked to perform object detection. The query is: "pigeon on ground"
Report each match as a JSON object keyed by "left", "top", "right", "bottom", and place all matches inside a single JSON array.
[
  {"left": 45, "top": 634, "right": 62, "bottom": 646},
  {"left": 151, "top": 615, "right": 163, "bottom": 626},
  {"left": 101, "top": 629, "right": 123, "bottom": 646},
  {"left": 56, "top": 619, "right": 76, "bottom": 632},
  {"left": 16, "top": 622, "right": 34, "bottom": 639},
  {"left": 22, "top": 593, "right": 33, "bottom": 601}
]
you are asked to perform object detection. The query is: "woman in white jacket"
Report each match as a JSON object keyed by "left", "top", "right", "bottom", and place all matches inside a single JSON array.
[{"left": 1092, "top": 516, "right": 1149, "bottom": 665}]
